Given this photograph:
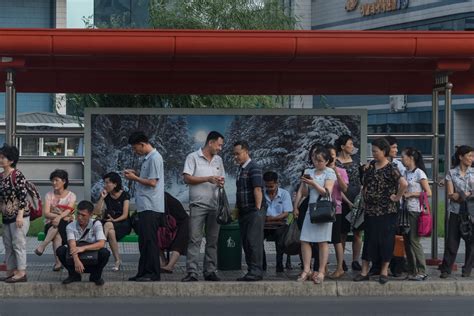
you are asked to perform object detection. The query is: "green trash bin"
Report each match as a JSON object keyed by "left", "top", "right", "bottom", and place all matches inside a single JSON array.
[{"left": 217, "top": 221, "right": 242, "bottom": 270}]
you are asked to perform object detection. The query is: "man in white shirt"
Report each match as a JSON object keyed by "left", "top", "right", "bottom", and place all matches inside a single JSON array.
[
  {"left": 56, "top": 200, "right": 109, "bottom": 285},
  {"left": 182, "top": 131, "right": 225, "bottom": 282}
]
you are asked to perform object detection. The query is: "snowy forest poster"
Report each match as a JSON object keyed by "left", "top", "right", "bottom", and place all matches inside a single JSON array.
[{"left": 85, "top": 108, "right": 366, "bottom": 205}]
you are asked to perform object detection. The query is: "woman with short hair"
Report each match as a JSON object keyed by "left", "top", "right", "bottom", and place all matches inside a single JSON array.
[
  {"left": 34, "top": 169, "right": 76, "bottom": 272},
  {"left": 353, "top": 138, "right": 407, "bottom": 285},
  {"left": 0, "top": 144, "right": 30, "bottom": 282}
]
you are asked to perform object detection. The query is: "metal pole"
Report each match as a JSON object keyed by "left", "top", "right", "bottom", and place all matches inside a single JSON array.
[
  {"left": 444, "top": 82, "right": 453, "bottom": 264},
  {"left": 430, "top": 88, "right": 439, "bottom": 261},
  {"left": 5, "top": 70, "right": 17, "bottom": 146}
]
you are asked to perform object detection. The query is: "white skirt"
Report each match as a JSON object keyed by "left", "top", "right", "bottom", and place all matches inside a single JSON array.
[{"left": 299, "top": 208, "right": 333, "bottom": 243}]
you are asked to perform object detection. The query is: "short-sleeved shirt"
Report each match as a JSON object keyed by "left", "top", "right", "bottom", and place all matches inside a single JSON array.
[
  {"left": 66, "top": 219, "right": 106, "bottom": 243},
  {"left": 446, "top": 166, "right": 474, "bottom": 214},
  {"left": 183, "top": 148, "right": 225, "bottom": 209},
  {"left": 305, "top": 167, "right": 337, "bottom": 204},
  {"left": 135, "top": 149, "right": 165, "bottom": 213},
  {"left": 336, "top": 156, "right": 361, "bottom": 202},
  {"left": 104, "top": 191, "right": 130, "bottom": 219},
  {"left": 362, "top": 162, "right": 401, "bottom": 216},
  {"left": 236, "top": 159, "right": 263, "bottom": 210},
  {"left": 0, "top": 169, "right": 28, "bottom": 224},
  {"left": 393, "top": 159, "right": 406, "bottom": 175},
  {"left": 332, "top": 167, "right": 349, "bottom": 215},
  {"left": 264, "top": 187, "right": 293, "bottom": 217},
  {"left": 404, "top": 168, "right": 428, "bottom": 213},
  {"left": 44, "top": 190, "right": 77, "bottom": 224}
]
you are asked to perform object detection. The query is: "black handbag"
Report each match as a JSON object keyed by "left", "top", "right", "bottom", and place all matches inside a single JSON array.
[
  {"left": 309, "top": 189, "right": 336, "bottom": 224},
  {"left": 216, "top": 187, "right": 232, "bottom": 225},
  {"left": 65, "top": 220, "right": 100, "bottom": 266}
]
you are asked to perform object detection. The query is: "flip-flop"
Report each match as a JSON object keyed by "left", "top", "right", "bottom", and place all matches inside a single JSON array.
[{"left": 34, "top": 249, "right": 43, "bottom": 256}]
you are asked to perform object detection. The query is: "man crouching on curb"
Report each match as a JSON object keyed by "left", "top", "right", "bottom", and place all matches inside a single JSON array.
[{"left": 56, "top": 200, "right": 110, "bottom": 285}]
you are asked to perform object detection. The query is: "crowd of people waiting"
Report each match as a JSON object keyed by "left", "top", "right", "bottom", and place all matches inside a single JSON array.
[{"left": 0, "top": 130, "right": 473, "bottom": 285}]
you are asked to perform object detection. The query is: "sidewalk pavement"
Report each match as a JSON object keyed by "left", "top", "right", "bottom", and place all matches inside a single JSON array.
[{"left": 0, "top": 237, "right": 472, "bottom": 298}]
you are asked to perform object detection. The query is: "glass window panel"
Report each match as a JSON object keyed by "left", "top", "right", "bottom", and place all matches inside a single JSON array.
[{"left": 43, "top": 137, "right": 65, "bottom": 156}]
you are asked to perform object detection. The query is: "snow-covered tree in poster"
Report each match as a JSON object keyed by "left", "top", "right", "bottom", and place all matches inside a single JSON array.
[{"left": 89, "top": 111, "right": 364, "bottom": 205}]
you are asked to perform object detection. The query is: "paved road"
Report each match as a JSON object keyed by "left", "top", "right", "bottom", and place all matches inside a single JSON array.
[{"left": 0, "top": 297, "right": 473, "bottom": 316}]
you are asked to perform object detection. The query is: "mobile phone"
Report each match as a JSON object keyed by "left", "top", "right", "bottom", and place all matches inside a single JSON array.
[{"left": 303, "top": 174, "right": 312, "bottom": 179}]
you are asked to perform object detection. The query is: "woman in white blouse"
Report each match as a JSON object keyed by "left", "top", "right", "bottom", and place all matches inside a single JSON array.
[{"left": 401, "top": 147, "right": 432, "bottom": 281}]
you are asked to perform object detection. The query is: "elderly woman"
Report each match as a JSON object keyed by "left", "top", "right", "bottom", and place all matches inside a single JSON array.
[
  {"left": 94, "top": 172, "right": 131, "bottom": 271},
  {"left": 34, "top": 169, "right": 76, "bottom": 271},
  {"left": 0, "top": 144, "right": 30, "bottom": 283},
  {"left": 353, "top": 138, "right": 407, "bottom": 284},
  {"left": 440, "top": 145, "right": 474, "bottom": 278},
  {"left": 293, "top": 145, "right": 336, "bottom": 284}
]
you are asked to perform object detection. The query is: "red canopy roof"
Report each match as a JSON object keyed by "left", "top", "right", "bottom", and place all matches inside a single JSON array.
[{"left": 0, "top": 29, "right": 473, "bottom": 94}]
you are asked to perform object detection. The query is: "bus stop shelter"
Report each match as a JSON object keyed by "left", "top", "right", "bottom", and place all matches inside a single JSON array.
[{"left": 1, "top": 29, "right": 474, "bottom": 262}]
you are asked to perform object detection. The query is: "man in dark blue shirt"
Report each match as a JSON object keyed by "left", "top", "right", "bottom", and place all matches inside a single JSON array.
[{"left": 233, "top": 141, "right": 264, "bottom": 281}]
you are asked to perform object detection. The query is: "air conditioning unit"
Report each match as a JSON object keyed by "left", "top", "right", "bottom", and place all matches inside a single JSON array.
[{"left": 389, "top": 95, "right": 407, "bottom": 112}]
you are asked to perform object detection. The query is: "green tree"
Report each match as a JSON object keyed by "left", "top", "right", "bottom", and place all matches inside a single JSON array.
[{"left": 66, "top": 0, "right": 297, "bottom": 115}]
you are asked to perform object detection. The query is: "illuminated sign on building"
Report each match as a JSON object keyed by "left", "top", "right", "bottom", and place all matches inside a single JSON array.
[{"left": 345, "top": 0, "right": 409, "bottom": 16}]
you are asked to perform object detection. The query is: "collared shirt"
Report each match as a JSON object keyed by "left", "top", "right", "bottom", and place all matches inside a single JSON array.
[
  {"left": 183, "top": 148, "right": 225, "bottom": 209},
  {"left": 135, "top": 149, "right": 165, "bottom": 213},
  {"left": 446, "top": 166, "right": 474, "bottom": 214},
  {"left": 236, "top": 159, "right": 263, "bottom": 210},
  {"left": 264, "top": 187, "right": 293, "bottom": 217},
  {"left": 392, "top": 158, "right": 406, "bottom": 175},
  {"left": 66, "top": 219, "right": 106, "bottom": 243}
]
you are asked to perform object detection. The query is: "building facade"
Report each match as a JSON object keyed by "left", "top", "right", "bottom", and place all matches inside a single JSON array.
[{"left": 310, "top": 0, "right": 474, "bottom": 161}]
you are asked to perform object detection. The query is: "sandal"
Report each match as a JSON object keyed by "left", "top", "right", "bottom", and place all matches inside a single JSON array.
[
  {"left": 52, "top": 264, "right": 62, "bottom": 272},
  {"left": 297, "top": 270, "right": 312, "bottom": 282},
  {"left": 312, "top": 272, "right": 324, "bottom": 284},
  {"left": 34, "top": 248, "right": 43, "bottom": 256},
  {"left": 329, "top": 270, "right": 345, "bottom": 280},
  {"left": 112, "top": 261, "right": 121, "bottom": 272}
]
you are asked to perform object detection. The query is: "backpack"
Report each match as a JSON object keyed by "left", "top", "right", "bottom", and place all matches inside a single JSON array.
[
  {"left": 12, "top": 170, "right": 43, "bottom": 221},
  {"left": 157, "top": 213, "right": 177, "bottom": 251}
]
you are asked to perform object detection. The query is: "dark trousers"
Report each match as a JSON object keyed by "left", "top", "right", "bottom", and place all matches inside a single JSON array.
[
  {"left": 263, "top": 226, "right": 286, "bottom": 269},
  {"left": 239, "top": 209, "right": 265, "bottom": 277},
  {"left": 136, "top": 210, "right": 163, "bottom": 281},
  {"left": 440, "top": 212, "right": 474, "bottom": 275},
  {"left": 56, "top": 246, "right": 110, "bottom": 281}
]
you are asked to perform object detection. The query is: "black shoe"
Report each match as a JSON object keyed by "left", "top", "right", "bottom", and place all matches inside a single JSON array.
[
  {"left": 379, "top": 275, "right": 389, "bottom": 285},
  {"left": 92, "top": 278, "right": 105, "bottom": 286},
  {"left": 440, "top": 271, "right": 450, "bottom": 279},
  {"left": 204, "top": 272, "right": 220, "bottom": 281},
  {"left": 276, "top": 265, "right": 284, "bottom": 273},
  {"left": 368, "top": 268, "right": 381, "bottom": 276},
  {"left": 128, "top": 276, "right": 138, "bottom": 281},
  {"left": 342, "top": 260, "right": 348, "bottom": 272},
  {"left": 181, "top": 273, "right": 198, "bottom": 282},
  {"left": 62, "top": 274, "right": 81, "bottom": 285},
  {"left": 352, "top": 261, "right": 362, "bottom": 271},
  {"left": 461, "top": 272, "right": 471, "bottom": 278},
  {"left": 136, "top": 276, "right": 158, "bottom": 282},
  {"left": 353, "top": 274, "right": 369, "bottom": 282},
  {"left": 236, "top": 274, "right": 262, "bottom": 282}
]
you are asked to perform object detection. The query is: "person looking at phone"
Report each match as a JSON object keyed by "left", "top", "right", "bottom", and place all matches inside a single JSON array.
[
  {"left": 125, "top": 131, "right": 165, "bottom": 282},
  {"left": 181, "top": 131, "right": 225, "bottom": 282},
  {"left": 94, "top": 172, "right": 131, "bottom": 272}
]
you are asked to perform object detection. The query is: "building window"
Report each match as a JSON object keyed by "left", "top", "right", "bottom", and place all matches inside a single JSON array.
[{"left": 18, "top": 137, "right": 84, "bottom": 157}]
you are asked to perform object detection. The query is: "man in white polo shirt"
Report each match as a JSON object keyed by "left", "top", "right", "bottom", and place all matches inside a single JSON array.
[
  {"left": 182, "top": 131, "right": 225, "bottom": 282},
  {"left": 262, "top": 171, "right": 293, "bottom": 273}
]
